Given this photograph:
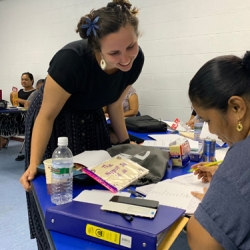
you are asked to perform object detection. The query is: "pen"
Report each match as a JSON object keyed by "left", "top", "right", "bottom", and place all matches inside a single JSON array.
[
  {"left": 127, "top": 189, "right": 144, "bottom": 198},
  {"left": 188, "top": 160, "right": 223, "bottom": 172}
]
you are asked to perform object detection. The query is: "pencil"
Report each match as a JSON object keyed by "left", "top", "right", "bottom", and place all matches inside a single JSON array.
[{"left": 188, "top": 160, "right": 223, "bottom": 172}]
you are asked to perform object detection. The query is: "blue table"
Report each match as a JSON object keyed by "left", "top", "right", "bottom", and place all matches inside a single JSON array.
[{"left": 31, "top": 131, "right": 194, "bottom": 250}]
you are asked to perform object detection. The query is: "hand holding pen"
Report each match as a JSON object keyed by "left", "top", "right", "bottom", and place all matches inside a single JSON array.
[{"left": 189, "top": 161, "right": 222, "bottom": 183}]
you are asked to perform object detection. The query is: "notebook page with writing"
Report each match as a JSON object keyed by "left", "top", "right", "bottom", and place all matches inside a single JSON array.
[
  {"left": 146, "top": 179, "right": 203, "bottom": 214},
  {"left": 172, "top": 173, "right": 210, "bottom": 189}
]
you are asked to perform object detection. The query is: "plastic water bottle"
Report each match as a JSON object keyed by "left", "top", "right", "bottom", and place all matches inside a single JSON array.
[
  {"left": 51, "top": 137, "right": 73, "bottom": 205},
  {"left": 194, "top": 116, "right": 204, "bottom": 142}
]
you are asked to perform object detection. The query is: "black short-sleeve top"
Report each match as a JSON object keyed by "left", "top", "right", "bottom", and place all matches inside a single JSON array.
[
  {"left": 48, "top": 40, "right": 144, "bottom": 112},
  {"left": 18, "top": 89, "right": 36, "bottom": 107}
]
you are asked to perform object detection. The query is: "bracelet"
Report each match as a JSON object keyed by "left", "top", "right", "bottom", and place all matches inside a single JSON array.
[{"left": 120, "top": 138, "right": 131, "bottom": 144}]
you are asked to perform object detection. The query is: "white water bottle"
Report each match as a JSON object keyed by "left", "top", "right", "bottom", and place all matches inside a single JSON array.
[
  {"left": 194, "top": 116, "right": 204, "bottom": 142},
  {"left": 51, "top": 137, "right": 73, "bottom": 205}
]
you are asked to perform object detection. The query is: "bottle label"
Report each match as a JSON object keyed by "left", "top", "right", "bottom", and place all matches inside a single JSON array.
[{"left": 51, "top": 166, "right": 73, "bottom": 179}]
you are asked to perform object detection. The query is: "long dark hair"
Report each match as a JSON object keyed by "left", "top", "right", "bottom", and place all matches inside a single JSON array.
[
  {"left": 188, "top": 51, "right": 250, "bottom": 113},
  {"left": 76, "top": 0, "right": 139, "bottom": 53}
]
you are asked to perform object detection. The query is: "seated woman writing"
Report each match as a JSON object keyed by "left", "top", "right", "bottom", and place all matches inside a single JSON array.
[{"left": 186, "top": 51, "right": 250, "bottom": 249}]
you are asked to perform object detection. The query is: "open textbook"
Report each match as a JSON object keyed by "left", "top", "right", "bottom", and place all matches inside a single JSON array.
[{"left": 136, "top": 173, "right": 209, "bottom": 215}]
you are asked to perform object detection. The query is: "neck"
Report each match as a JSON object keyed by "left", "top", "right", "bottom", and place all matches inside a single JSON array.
[{"left": 24, "top": 86, "right": 34, "bottom": 91}]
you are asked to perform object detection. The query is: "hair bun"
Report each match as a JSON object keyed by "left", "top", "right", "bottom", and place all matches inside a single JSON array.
[
  {"left": 242, "top": 51, "right": 250, "bottom": 70},
  {"left": 107, "top": 2, "right": 117, "bottom": 8}
]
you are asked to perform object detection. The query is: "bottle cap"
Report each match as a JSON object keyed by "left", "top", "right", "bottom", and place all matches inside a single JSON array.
[{"left": 58, "top": 137, "right": 68, "bottom": 146}]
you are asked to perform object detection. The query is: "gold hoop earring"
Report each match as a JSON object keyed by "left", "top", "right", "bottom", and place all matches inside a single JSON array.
[
  {"left": 100, "top": 59, "right": 106, "bottom": 71},
  {"left": 236, "top": 120, "right": 243, "bottom": 132}
]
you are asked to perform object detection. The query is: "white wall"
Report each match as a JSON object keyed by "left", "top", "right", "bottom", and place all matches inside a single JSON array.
[{"left": 0, "top": 0, "right": 250, "bottom": 121}]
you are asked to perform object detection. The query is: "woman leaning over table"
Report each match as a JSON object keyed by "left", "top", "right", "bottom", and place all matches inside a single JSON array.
[
  {"left": 186, "top": 51, "right": 250, "bottom": 250},
  {"left": 20, "top": 1, "right": 144, "bottom": 248}
]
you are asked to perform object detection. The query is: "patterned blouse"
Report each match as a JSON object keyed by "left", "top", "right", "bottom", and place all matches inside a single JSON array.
[{"left": 122, "top": 86, "right": 137, "bottom": 112}]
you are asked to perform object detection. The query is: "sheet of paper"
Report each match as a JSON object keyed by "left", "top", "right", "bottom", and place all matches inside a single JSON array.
[
  {"left": 147, "top": 134, "right": 199, "bottom": 151},
  {"left": 163, "top": 121, "right": 187, "bottom": 132},
  {"left": 200, "top": 123, "right": 224, "bottom": 146},
  {"left": 73, "top": 189, "right": 130, "bottom": 205},
  {"left": 146, "top": 179, "right": 202, "bottom": 214},
  {"left": 73, "top": 150, "right": 111, "bottom": 169},
  {"left": 146, "top": 181, "right": 195, "bottom": 210},
  {"left": 172, "top": 173, "right": 210, "bottom": 189},
  {"left": 135, "top": 183, "right": 156, "bottom": 196},
  {"left": 215, "top": 147, "right": 229, "bottom": 161}
]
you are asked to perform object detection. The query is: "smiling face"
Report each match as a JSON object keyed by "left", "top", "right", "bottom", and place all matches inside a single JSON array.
[
  {"left": 192, "top": 96, "right": 250, "bottom": 146},
  {"left": 21, "top": 74, "right": 33, "bottom": 89},
  {"left": 99, "top": 24, "right": 139, "bottom": 72}
]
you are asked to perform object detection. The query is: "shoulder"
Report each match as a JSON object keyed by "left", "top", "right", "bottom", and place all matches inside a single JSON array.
[{"left": 50, "top": 40, "right": 92, "bottom": 66}]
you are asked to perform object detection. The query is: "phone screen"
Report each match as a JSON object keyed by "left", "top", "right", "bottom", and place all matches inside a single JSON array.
[{"left": 110, "top": 195, "right": 159, "bottom": 209}]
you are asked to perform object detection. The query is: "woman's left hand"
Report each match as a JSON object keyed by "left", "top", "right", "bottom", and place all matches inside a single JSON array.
[{"left": 191, "top": 187, "right": 208, "bottom": 201}]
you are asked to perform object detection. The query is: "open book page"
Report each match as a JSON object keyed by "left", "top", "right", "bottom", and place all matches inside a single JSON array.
[
  {"left": 73, "top": 150, "right": 111, "bottom": 170},
  {"left": 82, "top": 155, "right": 149, "bottom": 192}
]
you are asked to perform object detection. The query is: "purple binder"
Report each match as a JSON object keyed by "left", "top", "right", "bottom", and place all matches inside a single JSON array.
[{"left": 45, "top": 201, "right": 185, "bottom": 250}]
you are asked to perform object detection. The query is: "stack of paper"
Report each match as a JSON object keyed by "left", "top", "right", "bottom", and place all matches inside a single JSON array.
[{"left": 143, "top": 134, "right": 199, "bottom": 152}]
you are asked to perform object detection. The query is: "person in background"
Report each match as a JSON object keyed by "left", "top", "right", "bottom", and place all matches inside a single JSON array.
[
  {"left": 20, "top": 1, "right": 144, "bottom": 248},
  {"left": 24, "top": 79, "right": 45, "bottom": 109},
  {"left": 104, "top": 85, "right": 139, "bottom": 117},
  {"left": 10, "top": 72, "right": 36, "bottom": 107},
  {"left": 186, "top": 110, "right": 196, "bottom": 129},
  {"left": 186, "top": 51, "right": 250, "bottom": 249}
]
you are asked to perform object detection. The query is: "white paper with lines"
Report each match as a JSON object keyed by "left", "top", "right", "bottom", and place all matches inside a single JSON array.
[{"left": 146, "top": 176, "right": 205, "bottom": 214}]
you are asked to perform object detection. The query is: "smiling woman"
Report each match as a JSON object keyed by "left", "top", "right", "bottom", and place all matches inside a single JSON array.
[
  {"left": 20, "top": 1, "right": 144, "bottom": 248},
  {"left": 186, "top": 51, "right": 250, "bottom": 250}
]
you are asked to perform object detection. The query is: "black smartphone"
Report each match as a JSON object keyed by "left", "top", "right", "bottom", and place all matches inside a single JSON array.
[{"left": 110, "top": 195, "right": 159, "bottom": 209}]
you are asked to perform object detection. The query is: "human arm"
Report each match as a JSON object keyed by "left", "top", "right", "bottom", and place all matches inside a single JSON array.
[
  {"left": 107, "top": 85, "right": 131, "bottom": 142},
  {"left": 123, "top": 93, "right": 139, "bottom": 117},
  {"left": 103, "top": 106, "right": 109, "bottom": 117},
  {"left": 191, "top": 162, "right": 218, "bottom": 183},
  {"left": 187, "top": 216, "right": 224, "bottom": 250},
  {"left": 186, "top": 114, "right": 195, "bottom": 129},
  {"left": 18, "top": 97, "right": 28, "bottom": 106},
  {"left": 19, "top": 75, "right": 71, "bottom": 191}
]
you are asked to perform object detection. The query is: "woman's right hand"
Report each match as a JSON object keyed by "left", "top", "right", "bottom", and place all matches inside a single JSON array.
[
  {"left": 20, "top": 166, "right": 37, "bottom": 192},
  {"left": 191, "top": 162, "right": 218, "bottom": 183}
]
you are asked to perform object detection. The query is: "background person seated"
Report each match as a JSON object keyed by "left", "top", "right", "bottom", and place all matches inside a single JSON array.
[
  {"left": 24, "top": 79, "right": 45, "bottom": 109},
  {"left": 10, "top": 72, "right": 36, "bottom": 107},
  {"left": 104, "top": 85, "right": 139, "bottom": 118}
]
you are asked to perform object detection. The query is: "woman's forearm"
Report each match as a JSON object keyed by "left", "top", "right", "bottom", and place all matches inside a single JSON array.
[
  {"left": 124, "top": 109, "right": 138, "bottom": 117},
  {"left": 29, "top": 114, "right": 54, "bottom": 169}
]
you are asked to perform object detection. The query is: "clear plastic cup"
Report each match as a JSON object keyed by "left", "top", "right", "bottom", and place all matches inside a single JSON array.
[{"left": 43, "top": 158, "right": 52, "bottom": 194}]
